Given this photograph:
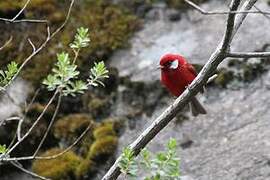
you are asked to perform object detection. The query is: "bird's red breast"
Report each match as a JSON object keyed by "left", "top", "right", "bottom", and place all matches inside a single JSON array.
[{"left": 160, "top": 54, "right": 197, "bottom": 96}]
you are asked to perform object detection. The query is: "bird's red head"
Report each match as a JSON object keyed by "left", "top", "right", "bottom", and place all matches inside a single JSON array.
[{"left": 159, "top": 53, "right": 186, "bottom": 70}]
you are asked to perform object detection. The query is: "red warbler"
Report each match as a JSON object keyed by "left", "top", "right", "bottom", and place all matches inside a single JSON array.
[{"left": 159, "top": 53, "right": 207, "bottom": 116}]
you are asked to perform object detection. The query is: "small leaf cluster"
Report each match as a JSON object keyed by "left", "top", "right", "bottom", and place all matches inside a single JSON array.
[
  {"left": 43, "top": 52, "right": 87, "bottom": 96},
  {"left": 70, "top": 27, "right": 90, "bottom": 50},
  {"left": 43, "top": 27, "right": 109, "bottom": 96},
  {"left": 88, "top": 61, "right": 109, "bottom": 87},
  {"left": 0, "top": 61, "right": 18, "bottom": 87},
  {"left": 0, "top": 144, "right": 7, "bottom": 154},
  {"left": 119, "top": 138, "right": 181, "bottom": 180},
  {"left": 119, "top": 147, "right": 138, "bottom": 177}
]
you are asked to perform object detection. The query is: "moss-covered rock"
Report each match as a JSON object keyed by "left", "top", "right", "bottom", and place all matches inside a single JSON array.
[
  {"left": 81, "top": 92, "right": 111, "bottom": 119},
  {"left": 0, "top": 0, "right": 140, "bottom": 86},
  {"left": 93, "top": 123, "right": 116, "bottom": 139},
  {"left": 88, "top": 135, "right": 118, "bottom": 160},
  {"left": 241, "top": 58, "right": 265, "bottom": 81},
  {"left": 75, "top": 159, "right": 95, "bottom": 179},
  {"left": 53, "top": 114, "right": 95, "bottom": 143},
  {"left": 214, "top": 68, "right": 234, "bottom": 88},
  {"left": 27, "top": 103, "right": 55, "bottom": 120},
  {"left": 32, "top": 148, "right": 82, "bottom": 180}
]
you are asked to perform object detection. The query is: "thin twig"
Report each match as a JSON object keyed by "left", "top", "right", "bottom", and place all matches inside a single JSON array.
[
  {"left": 24, "top": 88, "right": 41, "bottom": 114},
  {"left": 227, "top": 51, "right": 270, "bottom": 58},
  {"left": 2, "top": 0, "right": 75, "bottom": 90},
  {"left": 12, "top": 0, "right": 31, "bottom": 22},
  {"left": 11, "top": 161, "right": 50, "bottom": 180},
  {"left": 1, "top": 89, "right": 59, "bottom": 158},
  {"left": 0, "top": 36, "right": 13, "bottom": 51},
  {"left": 101, "top": 0, "right": 257, "bottom": 179},
  {"left": 184, "top": 0, "right": 267, "bottom": 15},
  {"left": 0, "top": 0, "right": 48, "bottom": 24},
  {"left": 33, "top": 93, "right": 62, "bottom": 157},
  {"left": 2, "top": 122, "right": 91, "bottom": 161}
]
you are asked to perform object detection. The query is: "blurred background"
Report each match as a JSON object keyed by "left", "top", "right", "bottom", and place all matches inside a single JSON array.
[{"left": 1, "top": 0, "right": 270, "bottom": 179}]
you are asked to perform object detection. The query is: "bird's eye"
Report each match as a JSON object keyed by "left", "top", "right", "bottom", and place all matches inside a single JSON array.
[{"left": 169, "top": 60, "right": 178, "bottom": 69}]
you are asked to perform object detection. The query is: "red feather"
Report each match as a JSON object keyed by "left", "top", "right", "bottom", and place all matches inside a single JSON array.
[{"left": 159, "top": 53, "right": 206, "bottom": 116}]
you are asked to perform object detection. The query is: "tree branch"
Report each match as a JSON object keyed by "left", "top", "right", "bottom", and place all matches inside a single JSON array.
[
  {"left": 0, "top": 36, "right": 13, "bottom": 51},
  {"left": 0, "top": 0, "right": 48, "bottom": 24},
  {"left": 184, "top": 0, "right": 265, "bottom": 15},
  {"left": 2, "top": 0, "right": 75, "bottom": 90},
  {"left": 227, "top": 51, "right": 270, "bottom": 58},
  {"left": 102, "top": 0, "right": 246, "bottom": 179},
  {"left": 11, "top": 161, "right": 50, "bottom": 180},
  {"left": 1, "top": 122, "right": 92, "bottom": 161},
  {"left": 33, "top": 94, "right": 62, "bottom": 157}
]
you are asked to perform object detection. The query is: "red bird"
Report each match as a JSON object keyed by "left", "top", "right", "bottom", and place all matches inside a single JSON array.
[{"left": 159, "top": 53, "right": 206, "bottom": 116}]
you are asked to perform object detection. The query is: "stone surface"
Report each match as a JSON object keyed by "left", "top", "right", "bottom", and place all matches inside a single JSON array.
[
  {"left": 115, "top": 70, "right": 270, "bottom": 180},
  {"left": 109, "top": 0, "right": 270, "bottom": 82},
  {"left": 109, "top": 0, "right": 270, "bottom": 179}
]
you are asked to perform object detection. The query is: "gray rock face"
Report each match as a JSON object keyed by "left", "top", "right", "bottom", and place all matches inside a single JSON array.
[
  {"left": 116, "top": 71, "right": 270, "bottom": 180},
  {"left": 109, "top": 1, "right": 270, "bottom": 82},
  {"left": 109, "top": 0, "right": 270, "bottom": 179}
]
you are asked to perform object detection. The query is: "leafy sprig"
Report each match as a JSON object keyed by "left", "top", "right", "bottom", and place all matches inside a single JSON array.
[
  {"left": 88, "top": 61, "right": 109, "bottom": 87},
  {"left": 0, "top": 144, "right": 7, "bottom": 154},
  {"left": 70, "top": 27, "right": 90, "bottom": 50},
  {"left": 0, "top": 61, "right": 18, "bottom": 87},
  {"left": 119, "top": 138, "right": 181, "bottom": 180},
  {"left": 119, "top": 147, "right": 138, "bottom": 177},
  {"left": 43, "top": 27, "right": 109, "bottom": 96}
]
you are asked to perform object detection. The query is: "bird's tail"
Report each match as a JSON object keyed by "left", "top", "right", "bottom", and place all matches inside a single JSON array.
[{"left": 189, "top": 97, "right": 207, "bottom": 116}]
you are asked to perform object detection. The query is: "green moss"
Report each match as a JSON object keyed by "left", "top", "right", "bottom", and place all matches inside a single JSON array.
[
  {"left": 88, "top": 136, "right": 118, "bottom": 160},
  {"left": 0, "top": 0, "right": 140, "bottom": 86},
  {"left": 88, "top": 97, "right": 108, "bottom": 116},
  {"left": 27, "top": 103, "right": 55, "bottom": 120},
  {"left": 75, "top": 159, "right": 95, "bottom": 179},
  {"left": 214, "top": 68, "right": 234, "bottom": 88},
  {"left": 93, "top": 123, "right": 116, "bottom": 139},
  {"left": 81, "top": 92, "right": 111, "bottom": 118},
  {"left": 53, "top": 114, "right": 95, "bottom": 142},
  {"left": 241, "top": 59, "right": 265, "bottom": 81},
  {"left": 32, "top": 148, "right": 82, "bottom": 179}
]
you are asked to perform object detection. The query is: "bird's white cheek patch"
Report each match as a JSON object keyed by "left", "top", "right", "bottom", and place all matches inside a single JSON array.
[{"left": 170, "top": 60, "right": 179, "bottom": 69}]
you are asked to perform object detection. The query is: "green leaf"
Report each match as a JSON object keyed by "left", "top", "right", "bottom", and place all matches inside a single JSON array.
[
  {"left": 70, "top": 27, "right": 90, "bottom": 49},
  {"left": 119, "top": 147, "right": 138, "bottom": 177},
  {"left": 0, "top": 61, "right": 18, "bottom": 87},
  {"left": 167, "top": 138, "right": 177, "bottom": 150},
  {"left": 0, "top": 144, "right": 7, "bottom": 154},
  {"left": 88, "top": 61, "right": 109, "bottom": 87}
]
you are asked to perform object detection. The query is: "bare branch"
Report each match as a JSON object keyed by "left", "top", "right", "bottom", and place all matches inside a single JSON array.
[
  {"left": 254, "top": 5, "right": 270, "bottom": 21},
  {"left": 184, "top": 0, "right": 266, "bottom": 15},
  {"left": 0, "top": 0, "right": 48, "bottom": 24},
  {"left": 1, "top": 122, "right": 92, "bottom": 161},
  {"left": 33, "top": 94, "right": 62, "bottom": 157},
  {"left": 24, "top": 88, "right": 41, "bottom": 114},
  {"left": 27, "top": 38, "right": 36, "bottom": 52},
  {"left": 102, "top": 0, "right": 260, "bottom": 179},
  {"left": 0, "top": 36, "right": 13, "bottom": 51},
  {"left": 227, "top": 51, "right": 270, "bottom": 58},
  {"left": 1, "top": 89, "right": 59, "bottom": 158},
  {"left": 231, "top": 0, "right": 257, "bottom": 39},
  {"left": 11, "top": 161, "right": 50, "bottom": 180},
  {"left": 12, "top": 0, "right": 31, "bottom": 22},
  {"left": 2, "top": 0, "right": 75, "bottom": 90}
]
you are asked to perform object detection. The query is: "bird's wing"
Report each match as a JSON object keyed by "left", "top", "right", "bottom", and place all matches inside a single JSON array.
[
  {"left": 185, "top": 63, "right": 205, "bottom": 93},
  {"left": 185, "top": 63, "right": 197, "bottom": 76}
]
